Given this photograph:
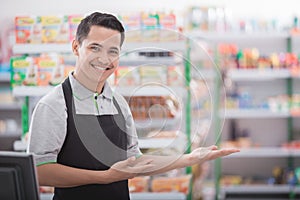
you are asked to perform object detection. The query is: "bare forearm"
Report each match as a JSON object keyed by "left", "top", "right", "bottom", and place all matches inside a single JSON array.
[
  {"left": 135, "top": 146, "right": 240, "bottom": 176},
  {"left": 136, "top": 154, "right": 191, "bottom": 176},
  {"left": 37, "top": 163, "right": 110, "bottom": 187}
]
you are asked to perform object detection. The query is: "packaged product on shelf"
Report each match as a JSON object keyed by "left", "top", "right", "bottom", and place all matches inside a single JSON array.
[
  {"left": 41, "top": 16, "right": 69, "bottom": 43},
  {"left": 128, "top": 176, "right": 149, "bottom": 193},
  {"left": 220, "top": 175, "right": 242, "bottom": 186},
  {"left": 115, "top": 66, "right": 139, "bottom": 86},
  {"left": 68, "top": 15, "right": 83, "bottom": 42},
  {"left": 186, "top": 7, "right": 209, "bottom": 31},
  {"left": 119, "top": 13, "right": 141, "bottom": 42},
  {"left": 36, "top": 54, "right": 60, "bottom": 86},
  {"left": 270, "top": 53, "right": 280, "bottom": 69},
  {"left": 290, "top": 94, "right": 300, "bottom": 116},
  {"left": 151, "top": 175, "right": 191, "bottom": 194},
  {"left": 218, "top": 43, "right": 238, "bottom": 70},
  {"left": 159, "top": 12, "right": 178, "bottom": 41},
  {"left": 167, "top": 66, "right": 183, "bottom": 86},
  {"left": 15, "top": 16, "right": 42, "bottom": 43},
  {"left": 139, "top": 66, "right": 167, "bottom": 84},
  {"left": 126, "top": 96, "right": 179, "bottom": 120},
  {"left": 63, "top": 65, "right": 75, "bottom": 78},
  {"left": 141, "top": 12, "right": 160, "bottom": 42},
  {"left": 49, "top": 64, "right": 65, "bottom": 86},
  {"left": 11, "top": 56, "right": 36, "bottom": 86}
]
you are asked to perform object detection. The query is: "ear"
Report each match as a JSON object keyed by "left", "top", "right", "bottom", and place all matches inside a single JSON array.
[{"left": 72, "top": 40, "right": 79, "bottom": 56}]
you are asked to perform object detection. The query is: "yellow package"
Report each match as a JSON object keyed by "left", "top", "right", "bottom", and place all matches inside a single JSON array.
[
  {"left": 41, "top": 16, "right": 69, "bottom": 43},
  {"left": 37, "top": 54, "right": 60, "bottom": 86},
  {"left": 115, "top": 66, "right": 139, "bottom": 86},
  {"left": 139, "top": 66, "right": 167, "bottom": 84}
]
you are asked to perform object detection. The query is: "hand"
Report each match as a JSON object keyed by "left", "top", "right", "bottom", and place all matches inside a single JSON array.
[
  {"left": 189, "top": 145, "right": 240, "bottom": 165},
  {"left": 106, "top": 156, "right": 154, "bottom": 183}
]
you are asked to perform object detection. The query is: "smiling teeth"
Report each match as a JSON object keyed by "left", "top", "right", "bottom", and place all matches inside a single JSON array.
[{"left": 92, "top": 64, "right": 109, "bottom": 71}]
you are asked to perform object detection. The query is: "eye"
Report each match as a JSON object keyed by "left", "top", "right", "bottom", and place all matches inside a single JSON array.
[
  {"left": 90, "top": 45, "right": 101, "bottom": 52},
  {"left": 108, "top": 49, "right": 119, "bottom": 56}
]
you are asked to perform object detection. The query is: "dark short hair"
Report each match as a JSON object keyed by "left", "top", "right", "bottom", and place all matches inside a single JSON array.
[{"left": 76, "top": 12, "right": 125, "bottom": 46}]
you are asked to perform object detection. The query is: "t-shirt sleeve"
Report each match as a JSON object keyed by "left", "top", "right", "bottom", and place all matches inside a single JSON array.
[
  {"left": 126, "top": 111, "right": 143, "bottom": 158},
  {"left": 27, "top": 102, "right": 67, "bottom": 166},
  {"left": 115, "top": 94, "right": 142, "bottom": 158}
]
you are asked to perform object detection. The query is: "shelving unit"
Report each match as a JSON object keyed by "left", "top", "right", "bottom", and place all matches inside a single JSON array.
[
  {"left": 0, "top": 70, "right": 22, "bottom": 144},
  {"left": 114, "top": 85, "right": 186, "bottom": 97},
  {"left": 12, "top": 43, "right": 72, "bottom": 54},
  {"left": 0, "top": 72, "right": 11, "bottom": 82},
  {"left": 221, "top": 185, "right": 300, "bottom": 200},
  {"left": 0, "top": 103, "right": 21, "bottom": 110},
  {"left": 225, "top": 147, "right": 300, "bottom": 158},
  {"left": 227, "top": 69, "right": 291, "bottom": 81},
  {"left": 189, "top": 31, "right": 300, "bottom": 200}
]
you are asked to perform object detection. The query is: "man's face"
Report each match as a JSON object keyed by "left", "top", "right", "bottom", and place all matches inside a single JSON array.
[{"left": 73, "top": 26, "right": 121, "bottom": 90}]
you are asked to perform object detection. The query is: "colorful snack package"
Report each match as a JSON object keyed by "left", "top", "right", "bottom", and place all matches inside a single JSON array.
[
  {"left": 11, "top": 56, "right": 36, "bottom": 86},
  {"left": 159, "top": 12, "right": 178, "bottom": 41},
  {"left": 115, "top": 66, "right": 139, "bottom": 86},
  {"left": 139, "top": 66, "right": 167, "bottom": 84},
  {"left": 141, "top": 12, "right": 160, "bottom": 42},
  {"left": 37, "top": 54, "right": 60, "bottom": 86},
  {"left": 119, "top": 13, "right": 141, "bottom": 42},
  {"left": 15, "top": 16, "right": 41, "bottom": 43},
  {"left": 41, "top": 16, "right": 69, "bottom": 43},
  {"left": 68, "top": 15, "right": 83, "bottom": 42}
]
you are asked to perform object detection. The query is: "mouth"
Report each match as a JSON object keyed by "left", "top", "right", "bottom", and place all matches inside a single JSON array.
[{"left": 91, "top": 64, "right": 113, "bottom": 71}]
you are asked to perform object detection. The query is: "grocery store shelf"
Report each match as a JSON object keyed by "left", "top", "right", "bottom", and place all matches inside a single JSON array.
[
  {"left": 13, "top": 43, "right": 72, "bottom": 54},
  {"left": 12, "top": 41, "right": 186, "bottom": 55},
  {"left": 0, "top": 103, "right": 21, "bottom": 110},
  {"left": 0, "top": 72, "right": 10, "bottom": 82},
  {"left": 225, "top": 147, "right": 298, "bottom": 158},
  {"left": 119, "top": 56, "right": 180, "bottom": 66},
  {"left": 193, "top": 69, "right": 216, "bottom": 80},
  {"left": 12, "top": 86, "right": 54, "bottom": 96},
  {"left": 221, "top": 185, "right": 293, "bottom": 194},
  {"left": 122, "top": 41, "right": 186, "bottom": 52},
  {"left": 114, "top": 85, "right": 186, "bottom": 96},
  {"left": 40, "top": 192, "right": 186, "bottom": 200},
  {"left": 221, "top": 109, "right": 290, "bottom": 119},
  {"left": 0, "top": 132, "right": 22, "bottom": 137},
  {"left": 227, "top": 69, "right": 290, "bottom": 81},
  {"left": 187, "top": 31, "right": 289, "bottom": 40}
]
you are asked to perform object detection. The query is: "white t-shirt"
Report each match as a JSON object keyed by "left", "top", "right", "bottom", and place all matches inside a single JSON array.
[{"left": 27, "top": 73, "right": 141, "bottom": 165}]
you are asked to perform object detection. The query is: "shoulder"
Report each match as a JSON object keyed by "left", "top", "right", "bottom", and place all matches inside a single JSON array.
[{"left": 37, "top": 84, "right": 66, "bottom": 117}]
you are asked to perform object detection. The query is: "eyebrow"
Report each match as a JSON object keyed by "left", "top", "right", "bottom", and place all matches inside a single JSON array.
[{"left": 88, "top": 43, "right": 120, "bottom": 51}]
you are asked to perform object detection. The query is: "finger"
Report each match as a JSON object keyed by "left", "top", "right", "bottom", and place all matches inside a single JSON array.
[
  {"left": 209, "top": 145, "right": 218, "bottom": 150},
  {"left": 210, "top": 148, "right": 240, "bottom": 159}
]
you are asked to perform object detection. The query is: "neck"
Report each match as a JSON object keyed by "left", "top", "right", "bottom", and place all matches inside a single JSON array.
[
  {"left": 96, "top": 81, "right": 105, "bottom": 94},
  {"left": 73, "top": 70, "right": 105, "bottom": 94}
]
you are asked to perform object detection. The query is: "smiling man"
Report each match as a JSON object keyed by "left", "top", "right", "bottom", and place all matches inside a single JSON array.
[{"left": 27, "top": 12, "right": 239, "bottom": 200}]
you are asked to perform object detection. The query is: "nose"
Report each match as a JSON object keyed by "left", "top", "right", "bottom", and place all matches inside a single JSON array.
[{"left": 97, "top": 54, "right": 110, "bottom": 66}]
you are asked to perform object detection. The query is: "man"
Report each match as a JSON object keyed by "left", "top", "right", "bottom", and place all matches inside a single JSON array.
[{"left": 27, "top": 12, "right": 239, "bottom": 200}]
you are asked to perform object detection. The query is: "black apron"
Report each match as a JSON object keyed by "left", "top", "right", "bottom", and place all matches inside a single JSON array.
[{"left": 53, "top": 77, "right": 130, "bottom": 200}]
